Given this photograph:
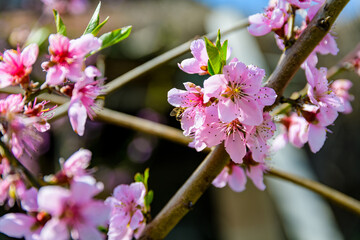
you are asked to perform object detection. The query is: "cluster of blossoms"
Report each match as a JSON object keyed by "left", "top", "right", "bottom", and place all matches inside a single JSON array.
[
  {"left": 247, "top": 0, "right": 354, "bottom": 153},
  {"left": 169, "top": 38, "right": 277, "bottom": 192},
  {"left": 248, "top": 0, "right": 338, "bottom": 68},
  {"left": 0, "top": 149, "right": 151, "bottom": 240}
]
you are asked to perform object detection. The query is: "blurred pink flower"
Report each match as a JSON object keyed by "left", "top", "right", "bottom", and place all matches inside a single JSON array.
[
  {"left": 42, "top": 34, "right": 101, "bottom": 85},
  {"left": 0, "top": 44, "right": 38, "bottom": 88}
]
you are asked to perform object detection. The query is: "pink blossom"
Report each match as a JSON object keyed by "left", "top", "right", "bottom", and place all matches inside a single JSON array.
[
  {"left": 68, "top": 66, "right": 103, "bottom": 136},
  {"left": 331, "top": 79, "right": 354, "bottom": 114},
  {"left": 178, "top": 39, "right": 209, "bottom": 75},
  {"left": 213, "top": 153, "right": 268, "bottom": 192},
  {"left": 62, "top": 148, "right": 92, "bottom": 178},
  {"left": 301, "top": 104, "right": 337, "bottom": 153},
  {"left": 0, "top": 174, "right": 26, "bottom": 207},
  {"left": 305, "top": 66, "right": 344, "bottom": 112},
  {"left": 198, "top": 106, "right": 247, "bottom": 164},
  {"left": 0, "top": 44, "right": 38, "bottom": 88},
  {"left": 105, "top": 182, "right": 146, "bottom": 240},
  {"left": 24, "top": 98, "right": 55, "bottom": 133},
  {"left": 168, "top": 82, "right": 207, "bottom": 135},
  {"left": 178, "top": 39, "right": 231, "bottom": 75},
  {"left": 212, "top": 164, "right": 247, "bottom": 192},
  {"left": 42, "top": 34, "right": 102, "bottom": 85},
  {"left": 273, "top": 113, "right": 308, "bottom": 150},
  {"left": 0, "top": 213, "right": 40, "bottom": 240},
  {"left": 38, "top": 176, "right": 109, "bottom": 240},
  {"left": 245, "top": 113, "right": 276, "bottom": 162},
  {"left": 203, "top": 61, "right": 276, "bottom": 125},
  {"left": 248, "top": 6, "right": 286, "bottom": 36}
]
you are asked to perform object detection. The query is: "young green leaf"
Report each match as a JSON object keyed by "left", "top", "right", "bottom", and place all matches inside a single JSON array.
[
  {"left": 207, "top": 59, "right": 215, "bottom": 76},
  {"left": 83, "top": 2, "right": 102, "bottom": 35},
  {"left": 145, "top": 190, "right": 154, "bottom": 207},
  {"left": 91, "top": 16, "right": 109, "bottom": 36},
  {"left": 98, "top": 26, "right": 132, "bottom": 51},
  {"left": 204, "top": 37, "right": 221, "bottom": 74},
  {"left": 134, "top": 173, "right": 144, "bottom": 183},
  {"left": 53, "top": 10, "right": 67, "bottom": 36},
  {"left": 144, "top": 168, "right": 150, "bottom": 189},
  {"left": 216, "top": 29, "right": 221, "bottom": 50}
]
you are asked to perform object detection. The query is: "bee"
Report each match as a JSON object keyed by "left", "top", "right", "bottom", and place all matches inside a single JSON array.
[{"left": 170, "top": 107, "right": 185, "bottom": 121}]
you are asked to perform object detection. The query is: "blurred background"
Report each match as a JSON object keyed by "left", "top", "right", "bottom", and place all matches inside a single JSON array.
[{"left": 0, "top": 0, "right": 359, "bottom": 239}]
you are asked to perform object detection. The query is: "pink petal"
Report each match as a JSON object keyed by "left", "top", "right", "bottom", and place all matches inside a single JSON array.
[
  {"left": 45, "top": 65, "right": 67, "bottom": 85},
  {"left": 167, "top": 88, "right": 188, "bottom": 107},
  {"left": 212, "top": 167, "right": 229, "bottom": 188},
  {"left": 0, "top": 213, "right": 35, "bottom": 238},
  {"left": 81, "top": 201, "right": 110, "bottom": 226},
  {"left": 68, "top": 100, "right": 88, "bottom": 136},
  {"left": 128, "top": 182, "right": 146, "bottom": 206},
  {"left": 237, "top": 99, "right": 263, "bottom": 126},
  {"left": 129, "top": 209, "right": 144, "bottom": 230},
  {"left": 246, "top": 165, "right": 266, "bottom": 191},
  {"left": 308, "top": 124, "right": 326, "bottom": 153},
  {"left": 255, "top": 87, "right": 277, "bottom": 106},
  {"left": 272, "top": 133, "right": 288, "bottom": 151},
  {"left": 218, "top": 98, "right": 238, "bottom": 122},
  {"left": 71, "top": 176, "right": 103, "bottom": 203},
  {"left": 190, "top": 39, "right": 208, "bottom": 63},
  {"left": 64, "top": 148, "right": 92, "bottom": 176},
  {"left": 76, "top": 222, "right": 105, "bottom": 240},
  {"left": 41, "top": 218, "right": 69, "bottom": 240},
  {"left": 69, "top": 34, "right": 102, "bottom": 58},
  {"left": 223, "top": 61, "right": 247, "bottom": 84},
  {"left": 21, "top": 43, "right": 39, "bottom": 67},
  {"left": 178, "top": 58, "right": 202, "bottom": 74},
  {"left": 224, "top": 131, "right": 246, "bottom": 164},
  {"left": 203, "top": 75, "right": 226, "bottom": 103},
  {"left": 21, "top": 187, "right": 38, "bottom": 212},
  {"left": 38, "top": 186, "right": 70, "bottom": 216},
  {"left": 228, "top": 166, "right": 247, "bottom": 192}
]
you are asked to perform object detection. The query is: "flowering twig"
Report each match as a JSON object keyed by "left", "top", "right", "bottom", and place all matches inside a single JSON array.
[
  {"left": 265, "top": 0, "right": 350, "bottom": 111},
  {"left": 0, "top": 139, "right": 41, "bottom": 189},
  {"left": 268, "top": 168, "right": 360, "bottom": 216}
]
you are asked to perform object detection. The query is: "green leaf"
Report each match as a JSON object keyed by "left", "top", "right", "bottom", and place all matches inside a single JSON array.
[
  {"left": 134, "top": 173, "right": 143, "bottom": 183},
  {"left": 98, "top": 26, "right": 132, "bottom": 51},
  {"left": 220, "top": 40, "right": 228, "bottom": 63},
  {"left": 207, "top": 59, "right": 215, "bottom": 76},
  {"left": 25, "top": 27, "right": 51, "bottom": 47},
  {"left": 91, "top": 16, "right": 109, "bottom": 36},
  {"left": 144, "top": 168, "right": 150, "bottom": 189},
  {"left": 53, "top": 10, "right": 67, "bottom": 36},
  {"left": 204, "top": 37, "right": 221, "bottom": 74},
  {"left": 83, "top": 2, "right": 102, "bottom": 35},
  {"left": 145, "top": 190, "right": 154, "bottom": 207},
  {"left": 215, "top": 29, "right": 221, "bottom": 50}
]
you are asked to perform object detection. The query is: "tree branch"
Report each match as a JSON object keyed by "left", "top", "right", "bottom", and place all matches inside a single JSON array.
[
  {"left": 267, "top": 168, "right": 360, "bottom": 216},
  {"left": 139, "top": 144, "right": 230, "bottom": 240}
]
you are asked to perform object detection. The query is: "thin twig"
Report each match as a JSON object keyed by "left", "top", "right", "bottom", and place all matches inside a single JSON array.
[
  {"left": 267, "top": 168, "right": 360, "bottom": 216},
  {"left": 0, "top": 140, "right": 41, "bottom": 189}
]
